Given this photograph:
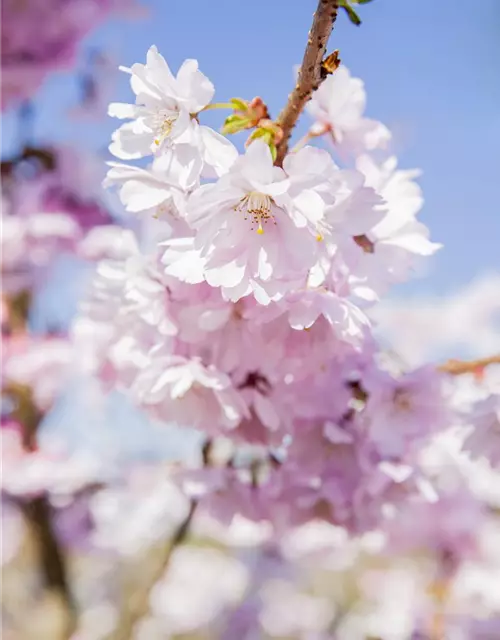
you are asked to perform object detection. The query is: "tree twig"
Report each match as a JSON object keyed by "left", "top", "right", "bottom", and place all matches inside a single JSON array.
[
  {"left": 438, "top": 354, "right": 500, "bottom": 376},
  {"left": 8, "top": 378, "right": 77, "bottom": 637},
  {"left": 109, "top": 499, "right": 199, "bottom": 640},
  {"left": 19, "top": 495, "right": 77, "bottom": 638},
  {"left": 274, "top": 0, "right": 339, "bottom": 165}
]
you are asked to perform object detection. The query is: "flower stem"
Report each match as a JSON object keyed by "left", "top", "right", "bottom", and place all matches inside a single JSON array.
[{"left": 201, "top": 102, "right": 235, "bottom": 111}]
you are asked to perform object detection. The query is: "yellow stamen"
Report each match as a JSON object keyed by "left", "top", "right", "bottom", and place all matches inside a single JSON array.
[
  {"left": 234, "top": 191, "right": 276, "bottom": 233},
  {"left": 153, "top": 110, "right": 178, "bottom": 148}
]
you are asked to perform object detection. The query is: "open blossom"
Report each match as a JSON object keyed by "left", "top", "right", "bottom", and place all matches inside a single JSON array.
[
  {"left": 185, "top": 141, "right": 329, "bottom": 304},
  {"left": 307, "top": 65, "right": 391, "bottom": 157},
  {"left": 385, "top": 491, "right": 485, "bottom": 564},
  {"left": 279, "top": 288, "right": 370, "bottom": 345},
  {"left": 355, "top": 155, "right": 442, "bottom": 289},
  {"left": 362, "top": 365, "right": 451, "bottom": 458},
  {"left": 108, "top": 45, "right": 237, "bottom": 176},
  {"left": 282, "top": 145, "right": 384, "bottom": 239},
  {"left": 129, "top": 354, "right": 248, "bottom": 433},
  {"left": 104, "top": 150, "right": 195, "bottom": 212},
  {"left": 313, "top": 154, "right": 442, "bottom": 303}
]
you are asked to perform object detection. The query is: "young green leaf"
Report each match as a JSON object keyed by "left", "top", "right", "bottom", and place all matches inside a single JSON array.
[{"left": 338, "top": 0, "right": 362, "bottom": 25}]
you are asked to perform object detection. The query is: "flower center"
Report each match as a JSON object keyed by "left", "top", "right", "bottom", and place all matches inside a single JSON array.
[
  {"left": 153, "top": 109, "right": 178, "bottom": 147},
  {"left": 153, "top": 202, "right": 176, "bottom": 220},
  {"left": 235, "top": 191, "right": 276, "bottom": 235},
  {"left": 393, "top": 388, "right": 412, "bottom": 412}
]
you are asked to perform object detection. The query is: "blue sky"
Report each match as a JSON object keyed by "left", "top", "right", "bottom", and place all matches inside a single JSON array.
[{"left": 3, "top": 0, "right": 500, "bottom": 300}]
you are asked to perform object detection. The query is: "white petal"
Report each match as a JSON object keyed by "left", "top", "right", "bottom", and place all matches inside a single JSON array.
[
  {"left": 120, "top": 180, "right": 172, "bottom": 212},
  {"left": 292, "top": 189, "right": 325, "bottom": 226},
  {"left": 257, "top": 246, "right": 273, "bottom": 281},
  {"left": 108, "top": 102, "right": 139, "bottom": 119},
  {"left": 254, "top": 393, "right": 280, "bottom": 431},
  {"left": 171, "top": 374, "right": 194, "bottom": 399},
  {"left": 383, "top": 223, "right": 442, "bottom": 255},
  {"left": 109, "top": 121, "right": 152, "bottom": 160},
  {"left": 161, "top": 238, "right": 206, "bottom": 284},
  {"left": 198, "top": 307, "right": 232, "bottom": 331},
  {"left": 153, "top": 145, "right": 202, "bottom": 190},
  {"left": 176, "top": 59, "right": 214, "bottom": 111},
  {"left": 241, "top": 141, "right": 274, "bottom": 185},
  {"left": 146, "top": 45, "right": 177, "bottom": 93},
  {"left": 205, "top": 259, "right": 246, "bottom": 288},
  {"left": 199, "top": 126, "right": 238, "bottom": 177}
]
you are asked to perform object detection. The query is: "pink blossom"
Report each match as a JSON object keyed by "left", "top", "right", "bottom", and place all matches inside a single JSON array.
[
  {"left": 283, "top": 288, "right": 370, "bottom": 345},
  {"left": 108, "top": 46, "right": 237, "bottom": 177},
  {"left": 103, "top": 148, "right": 197, "bottom": 219},
  {"left": 384, "top": 492, "right": 485, "bottom": 564},
  {"left": 307, "top": 65, "right": 391, "bottom": 157},
  {"left": 362, "top": 365, "right": 452, "bottom": 458},
  {"left": 186, "top": 141, "right": 327, "bottom": 304},
  {"left": 130, "top": 354, "right": 248, "bottom": 434}
]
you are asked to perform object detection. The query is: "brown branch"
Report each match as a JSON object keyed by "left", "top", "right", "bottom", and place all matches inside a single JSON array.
[
  {"left": 6, "top": 381, "right": 76, "bottom": 637},
  {"left": 108, "top": 499, "right": 198, "bottom": 640},
  {"left": 18, "top": 495, "right": 77, "bottom": 639},
  {"left": 109, "top": 439, "right": 213, "bottom": 639},
  {"left": 438, "top": 354, "right": 500, "bottom": 376},
  {"left": 274, "top": 0, "right": 339, "bottom": 165}
]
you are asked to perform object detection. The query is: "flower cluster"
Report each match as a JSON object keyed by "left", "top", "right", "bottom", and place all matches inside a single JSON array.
[
  {"left": 89, "top": 44, "right": 495, "bottom": 535},
  {"left": 69, "top": 45, "right": 500, "bottom": 637}
]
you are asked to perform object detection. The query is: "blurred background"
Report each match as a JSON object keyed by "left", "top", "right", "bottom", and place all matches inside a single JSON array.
[{"left": 2, "top": 1, "right": 500, "bottom": 638}]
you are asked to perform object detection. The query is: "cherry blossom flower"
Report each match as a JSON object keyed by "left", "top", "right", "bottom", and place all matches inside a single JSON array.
[
  {"left": 354, "top": 154, "right": 442, "bottom": 291},
  {"left": 129, "top": 354, "right": 248, "bottom": 434},
  {"left": 283, "top": 288, "right": 370, "bottom": 344},
  {"left": 307, "top": 65, "right": 391, "bottom": 157},
  {"left": 103, "top": 147, "right": 199, "bottom": 218},
  {"left": 108, "top": 45, "right": 237, "bottom": 176},
  {"left": 362, "top": 365, "right": 451, "bottom": 458},
  {"left": 185, "top": 141, "right": 329, "bottom": 304}
]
